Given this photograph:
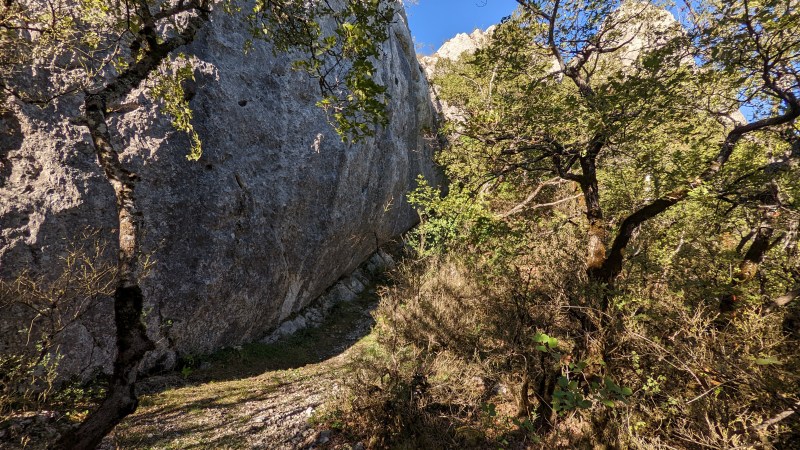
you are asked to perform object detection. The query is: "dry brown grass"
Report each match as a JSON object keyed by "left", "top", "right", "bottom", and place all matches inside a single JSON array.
[{"left": 331, "top": 221, "right": 800, "bottom": 449}]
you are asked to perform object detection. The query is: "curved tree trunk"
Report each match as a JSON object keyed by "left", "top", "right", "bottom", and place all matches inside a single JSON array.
[
  {"left": 50, "top": 93, "right": 155, "bottom": 450},
  {"left": 592, "top": 105, "right": 800, "bottom": 289},
  {"left": 579, "top": 154, "right": 607, "bottom": 276},
  {"left": 49, "top": 285, "right": 153, "bottom": 450},
  {"left": 50, "top": 3, "right": 209, "bottom": 447}
]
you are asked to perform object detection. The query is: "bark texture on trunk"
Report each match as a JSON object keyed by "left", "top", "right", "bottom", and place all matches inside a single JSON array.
[
  {"left": 533, "top": 369, "right": 556, "bottom": 431},
  {"left": 517, "top": 376, "right": 530, "bottom": 418},
  {"left": 49, "top": 285, "right": 153, "bottom": 450},
  {"left": 579, "top": 155, "right": 606, "bottom": 273},
  {"left": 50, "top": 4, "right": 209, "bottom": 448}
]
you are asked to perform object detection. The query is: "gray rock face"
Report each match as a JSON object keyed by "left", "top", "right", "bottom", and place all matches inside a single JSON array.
[
  {"left": 262, "top": 249, "right": 393, "bottom": 344},
  {"left": 0, "top": 7, "right": 438, "bottom": 379}
]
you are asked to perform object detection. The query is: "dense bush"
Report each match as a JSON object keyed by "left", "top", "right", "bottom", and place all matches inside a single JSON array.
[{"left": 329, "top": 1, "right": 800, "bottom": 448}]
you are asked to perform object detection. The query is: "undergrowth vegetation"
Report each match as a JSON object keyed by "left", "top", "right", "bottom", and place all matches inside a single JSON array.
[
  {"left": 331, "top": 191, "right": 798, "bottom": 448},
  {"left": 330, "top": 177, "right": 800, "bottom": 450},
  {"left": 0, "top": 232, "right": 120, "bottom": 446},
  {"left": 0, "top": 231, "right": 117, "bottom": 417},
  {"left": 326, "top": 1, "right": 800, "bottom": 448}
]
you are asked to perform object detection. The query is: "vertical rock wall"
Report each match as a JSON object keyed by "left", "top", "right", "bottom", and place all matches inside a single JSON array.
[{"left": 0, "top": 7, "right": 439, "bottom": 378}]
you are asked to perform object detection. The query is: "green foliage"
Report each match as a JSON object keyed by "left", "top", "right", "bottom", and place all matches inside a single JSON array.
[
  {"left": 338, "top": 1, "right": 799, "bottom": 448},
  {"left": 248, "top": 0, "right": 394, "bottom": 141},
  {"left": 696, "top": 0, "right": 800, "bottom": 119},
  {"left": 0, "top": 232, "right": 116, "bottom": 415},
  {"left": 0, "top": 351, "right": 61, "bottom": 414},
  {"left": 532, "top": 332, "right": 558, "bottom": 353},
  {"left": 406, "top": 176, "right": 503, "bottom": 256},
  {"left": 2, "top": 0, "right": 394, "bottom": 158},
  {"left": 552, "top": 376, "right": 592, "bottom": 412},
  {"left": 151, "top": 54, "right": 202, "bottom": 160}
]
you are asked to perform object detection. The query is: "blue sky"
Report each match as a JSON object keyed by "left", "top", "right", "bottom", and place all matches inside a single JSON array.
[{"left": 405, "top": 0, "right": 519, "bottom": 55}]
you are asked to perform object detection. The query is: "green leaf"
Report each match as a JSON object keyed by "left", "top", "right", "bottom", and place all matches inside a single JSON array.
[
  {"left": 754, "top": 357, "right": 782, "bottom": 365},
  {"left": 621, "top": 387, "right": 633, "bottom": 396}
]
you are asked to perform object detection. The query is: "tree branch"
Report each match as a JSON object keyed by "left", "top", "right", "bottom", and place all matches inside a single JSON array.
[
  {"left": 597, "top": 104, "right": 800, "bottom": 283},
  {"left": 499, "top": 177, "right": 571, "bottom": 218}
]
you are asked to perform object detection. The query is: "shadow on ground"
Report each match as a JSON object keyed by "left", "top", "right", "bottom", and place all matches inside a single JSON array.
[
  {"left": 139, "top": 289, "right": 379, "bottom": 391},
  {"left": 107, "top": 290, "right": 380, "bottom": 450}
]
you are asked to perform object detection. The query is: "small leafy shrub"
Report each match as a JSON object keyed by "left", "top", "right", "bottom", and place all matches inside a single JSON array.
[{"left": 0, "top": 231, "right": 116, "bottom": 415}]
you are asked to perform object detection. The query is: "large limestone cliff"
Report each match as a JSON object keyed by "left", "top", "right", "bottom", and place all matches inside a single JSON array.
[{"left": 0, "top": 7, "right": 438, "bottom": 378}]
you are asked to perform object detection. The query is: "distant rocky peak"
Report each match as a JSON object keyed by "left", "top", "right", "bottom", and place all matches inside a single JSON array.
[
  {"left": 419, "top": 26, "right": 495, "bottom": 77},
  {"left": 435, "top": 26, "right": 495, "bottom": 60},
  {"left": 605, "top": 1, "right": 682, "bottom": 67}
]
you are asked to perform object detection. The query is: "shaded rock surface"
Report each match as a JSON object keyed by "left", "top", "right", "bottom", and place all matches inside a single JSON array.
[
  {"left": 262, "top": 249, "right": 394, "bottom": 344},
  {"left": 0, "top": 6, "right": 438, "bottom": 379}
]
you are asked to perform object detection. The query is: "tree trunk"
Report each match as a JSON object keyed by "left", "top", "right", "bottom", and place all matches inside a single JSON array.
[
  {"left": 50, "top": 285, "right": 153, "bottom": 450},
  {"left": 534, "top": 362, "right": 557, "bottom": 431},
  {"left": 517, "top": 375, "right": 530, "bottom": 418},
  {"left": 50, "top": 94, "right": 155, "bottom": 450},
  {"left": 50, "top": 5, "right": 208, "bottom": 447},
  {"left": 579, "top": 155, "right": 607, "bottom": 276},
  {"left": 592, "top": 105, "right": 799, "bottom": 289},
  {"left": 575, "top": 152, "right": 618, "bottom": 317},
  {"left": 721, "top": 183, "right": 781, "bottom": 312}
]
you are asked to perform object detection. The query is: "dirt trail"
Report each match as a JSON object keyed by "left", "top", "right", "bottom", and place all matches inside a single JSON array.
[{"left": 104, "top": 292, "right": 378, "bottom": 449}]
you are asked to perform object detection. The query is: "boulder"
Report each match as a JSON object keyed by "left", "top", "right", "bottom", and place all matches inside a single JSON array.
[{"left": 0, "top": 6, "right": 439, "bottom": 379}]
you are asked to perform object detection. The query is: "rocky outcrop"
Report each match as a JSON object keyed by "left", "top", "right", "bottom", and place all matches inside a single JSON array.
[
  {"left": 416, "top": 27, "right": 497, "bottom": 125},
  {"left": 0, "top": 7, "right": 438, "bottom": 379},
  {"left": 419, "top": 27, "right": 495, "bottom": 79}
]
